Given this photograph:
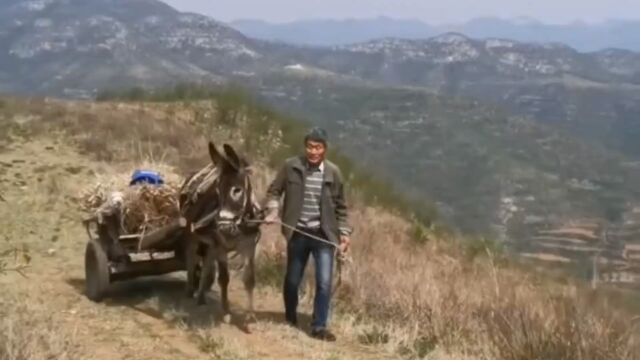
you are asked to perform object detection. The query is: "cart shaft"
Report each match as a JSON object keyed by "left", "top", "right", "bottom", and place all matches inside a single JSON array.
[{"left": 110, "top": 258, "right": 184, "bottom": 282}]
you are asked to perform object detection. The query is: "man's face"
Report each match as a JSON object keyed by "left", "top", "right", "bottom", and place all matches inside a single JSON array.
[{"left": 305, "top": 140, "right": 326, "bottom": 166}]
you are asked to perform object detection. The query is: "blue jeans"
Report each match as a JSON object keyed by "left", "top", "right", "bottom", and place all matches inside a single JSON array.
[{"left": 283, "top": 229, "right": 334, "bottom": 330}]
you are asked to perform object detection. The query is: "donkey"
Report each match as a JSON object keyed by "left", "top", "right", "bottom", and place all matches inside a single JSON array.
[{"left": 178, "top": 141, "right": 262, "bottom": 319}]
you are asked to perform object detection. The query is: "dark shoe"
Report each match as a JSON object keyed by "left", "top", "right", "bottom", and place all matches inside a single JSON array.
[
  {"left": 285, "top": 316, "right": 298, "bottom": 328},
  {"left": 310, "top": 328, "right": 337, "bottom": 342}
]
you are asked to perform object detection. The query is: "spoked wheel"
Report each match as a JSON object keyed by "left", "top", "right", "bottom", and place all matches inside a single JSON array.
[{"left": 85, "top": 240, "right": 110, "bottom": 302}]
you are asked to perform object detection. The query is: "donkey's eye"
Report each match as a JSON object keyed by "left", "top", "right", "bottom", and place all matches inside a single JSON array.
[{"left": 230, "top": 187, "right": 243, "bottom": 200}]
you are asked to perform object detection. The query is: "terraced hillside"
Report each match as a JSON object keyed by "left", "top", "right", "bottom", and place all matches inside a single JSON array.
[{"left": 519, "top": 211, "right": 640, "bottom": 292}]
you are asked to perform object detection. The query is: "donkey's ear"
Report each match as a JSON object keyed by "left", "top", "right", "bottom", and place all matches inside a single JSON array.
[
  {"left": 237, "top": 155, "right": 251, "bottom": 172},
  {"left": 208, "top": 141, "right": 225, "bottom": 166},
  {"left": 222, "top": 143, "right": 242, "bottom": 171}
]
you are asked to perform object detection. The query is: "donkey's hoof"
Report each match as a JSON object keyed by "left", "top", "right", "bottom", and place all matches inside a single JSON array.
[
  {"left": 196, "top": 296, "right": 207, "bottom": 306},
  {"left": 245, "top": 312, "right": 257, "bottom": 324},
  {"left": 223, "top": 314, "right": 232, "bottom": 324}
]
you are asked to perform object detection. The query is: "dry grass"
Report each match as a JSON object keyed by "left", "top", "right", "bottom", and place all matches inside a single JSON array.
[
  {"left": 0, "top": 292, "right": 78, "bottom": 360},
  {"left": 1, "top": 98, "right": 214, "bottom": 170},
  {"left": 193, "top": 331, "right": 253, "bottom": 360},
  {"left": 0, "top": 248, "right": 30, "bottom": 277},
  {"left": 3, "top": 96, "right": 639, "bottom": 360},
  {"left": 329, "top": 207, "right": 638, "bottom": 359},
  {"left": 255, "top": 205, "right": 640, "bottom": 359}
]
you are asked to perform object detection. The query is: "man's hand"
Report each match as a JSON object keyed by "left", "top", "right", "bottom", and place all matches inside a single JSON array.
[
  {"left": 339, "top": 235, "right": 351, "bottom": 254},
  {"left": 264, "top": 210, "right": 279, "bottom": 225}
]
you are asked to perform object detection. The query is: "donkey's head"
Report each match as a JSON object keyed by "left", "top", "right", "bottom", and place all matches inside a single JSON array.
[{"left": 208, "top": 142, "right": 253, "bottom": 235}]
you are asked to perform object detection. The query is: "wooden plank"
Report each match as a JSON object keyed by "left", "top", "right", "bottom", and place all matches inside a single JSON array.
[
  {"left": 137, "top": 217, "right": 187, "bottom": 251},
  {"left": 129, "top": 252, "right": 175, "bottom": 262},
  {"left": 110, "top": 258, "right": 183, "bottom": 282}
]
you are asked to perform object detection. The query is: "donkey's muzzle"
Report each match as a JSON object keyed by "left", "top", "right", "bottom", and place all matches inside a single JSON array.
[
  {"left": 218, "top": 222, "right": 240, "bottom": 237},
  {"left": 216, "top": 210, "right": 242, "bottom": 236}
]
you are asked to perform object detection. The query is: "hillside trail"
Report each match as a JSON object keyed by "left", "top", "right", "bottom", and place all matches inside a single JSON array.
[{"left": 0, "top": 139, "right": 400, "bottom": 360}]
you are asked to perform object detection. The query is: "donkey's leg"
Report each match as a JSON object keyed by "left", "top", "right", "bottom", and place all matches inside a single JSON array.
[
  {"left": 185, "top": 236, "right": 198, "bottom": 298},
  {"left": 218, "top": 259, "right": 231, "bottom": 322},
  {"left": 243, "top": 255, "right": 256, "bottom": 313},
  {"left": 196, "top": 246, "right": 216, "bottom": 305},
  {"left": 241, "top": 239, "right": 257, "bottom": 317},
  {"left": 242, "top": 253, "right": 257, "bottom": 326}
]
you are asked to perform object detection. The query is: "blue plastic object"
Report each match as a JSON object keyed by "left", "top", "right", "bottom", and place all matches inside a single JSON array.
[{"left": 130, "top": 169, "right": 164, "bottom": 186}]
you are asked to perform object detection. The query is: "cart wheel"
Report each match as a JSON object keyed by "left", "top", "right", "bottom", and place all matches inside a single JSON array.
[{"left": 85, "top": 240, "right": 110, "bottom": 302}]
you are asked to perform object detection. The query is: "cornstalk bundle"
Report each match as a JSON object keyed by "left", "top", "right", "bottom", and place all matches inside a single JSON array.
[
  {"left": 79, "top": 176, "right": 181, "bottom": 234},
  {"left": 120, "top": 184, "right": 181, "bottom": 233}
]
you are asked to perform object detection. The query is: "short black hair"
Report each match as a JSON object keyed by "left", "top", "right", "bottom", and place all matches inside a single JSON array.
[{"left": 304, "top": 127, "right": 328, "bottom": 146}]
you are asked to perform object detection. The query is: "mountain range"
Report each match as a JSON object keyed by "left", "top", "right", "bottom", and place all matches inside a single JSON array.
[
  {"left": 0, "top": 0, "right": 261, "bottom": 95},
  {"left": 3, "top": 0, "right": 640, "bottom": 242},
  {"left": 280, "top": 35, "right": 640, "bottom": 158},
  {"left": 231, "top": 16, "right": 640, "bottom": 52}
]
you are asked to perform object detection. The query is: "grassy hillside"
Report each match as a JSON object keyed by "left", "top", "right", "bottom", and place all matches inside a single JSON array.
[
  {"left": 95, "top": 84, "right": 439, "bottom": 227},
  {"left": 1, "top": 94, "right": 639, "bottom": 359},
  {"left": 243, "top": 73, "right": 640, "bottom": 239}
]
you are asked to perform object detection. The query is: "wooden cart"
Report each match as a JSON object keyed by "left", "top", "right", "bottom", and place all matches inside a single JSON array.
[{"left": 82, "top": 216, "right": 190, "bottom": 302}]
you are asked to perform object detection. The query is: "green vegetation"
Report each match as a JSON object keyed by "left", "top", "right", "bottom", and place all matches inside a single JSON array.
[{"left": 248, "top": 73, "right": 640, "bottom": 239}]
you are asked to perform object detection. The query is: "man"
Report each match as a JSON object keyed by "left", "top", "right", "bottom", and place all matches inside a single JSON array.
[{"left": 264, "top": 127, "right": 352, "bottom": 342}]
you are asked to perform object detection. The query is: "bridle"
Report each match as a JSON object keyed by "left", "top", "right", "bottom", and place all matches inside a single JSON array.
[{"left": 209, "top": 168, "right": 253, "bottom": 234}]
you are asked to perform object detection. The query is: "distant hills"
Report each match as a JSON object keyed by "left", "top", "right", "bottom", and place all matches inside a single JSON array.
[
  {"left": 281, "top": 34, "right": 640, "bottom": 158},
  {"left": 230, "top": 17, "right": 437, "bottom": 47},
  {"left": 239, "top": 70, "right": 640, "bottom": 237},
  {"left": 230, "top": 16, "right": 640, "bottom": 52},
  {"left": 0, "top": 0, "right": 259, "bottom": 95},
  {"left": 3, "top": 0, "right": 640, "bottom": 240}
]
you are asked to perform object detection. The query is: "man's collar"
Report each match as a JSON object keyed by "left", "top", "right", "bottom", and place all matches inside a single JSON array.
[
  {"left": 306, "top": 159, "right": 324, "bottom": 173},
  {"left": 292, "top": 156, "right": 327, "bottom": 176}
]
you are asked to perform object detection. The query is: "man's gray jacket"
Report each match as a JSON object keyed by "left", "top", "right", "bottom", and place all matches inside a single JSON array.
[{"left": 264, "top": 156, "right": 352, "bottom": 244}]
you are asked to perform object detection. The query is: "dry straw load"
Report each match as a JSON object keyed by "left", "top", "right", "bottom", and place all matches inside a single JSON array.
[
  {"left": 120, "top": 184, "right": 180, "bottom": 234},
  {"left": 79, "top": 170, "right": 182, "bottom": 235}
]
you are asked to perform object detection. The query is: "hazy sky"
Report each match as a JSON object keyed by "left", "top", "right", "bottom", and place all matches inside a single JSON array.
[{"left": 162, "top": 0, "right": 640, "bottom": 24}]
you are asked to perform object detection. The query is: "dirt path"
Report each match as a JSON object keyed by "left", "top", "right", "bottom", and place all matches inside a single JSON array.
[{"left": 0, "top": 139, "right": 400, "bottom": 360}]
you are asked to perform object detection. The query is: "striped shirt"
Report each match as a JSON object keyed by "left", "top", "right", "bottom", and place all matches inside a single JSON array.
[{"left": 296, "top": 161, "right": 324, "bottom": 229}]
